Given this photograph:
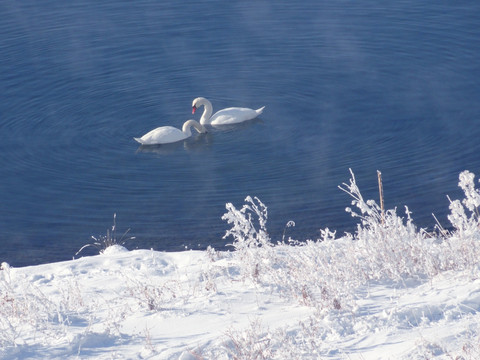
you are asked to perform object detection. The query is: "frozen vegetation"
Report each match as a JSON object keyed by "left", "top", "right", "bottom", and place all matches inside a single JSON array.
[{"left": 1, "top": 170, "right": 480, "bottom": 359}]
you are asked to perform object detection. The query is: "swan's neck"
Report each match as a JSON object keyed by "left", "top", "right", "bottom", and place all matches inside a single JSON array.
[
  {"left": 182, "top": 121, "right": 193, "bottom": 137},
  {"left": 182, "top": 120, "right": 207, "bottom": 135},
  {"left": 199, "top": 99, "right": 213, "bottom": 125}
]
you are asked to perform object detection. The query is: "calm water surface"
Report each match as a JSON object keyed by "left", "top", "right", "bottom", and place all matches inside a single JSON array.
[{"left": 1, "top": 1, "right": 479, "bottom": 266}]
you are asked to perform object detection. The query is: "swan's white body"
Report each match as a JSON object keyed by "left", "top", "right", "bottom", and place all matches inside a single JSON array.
[
  {"left": 134, "top": 119, "right": 206, "bottom": 145},
  {"left": 192, "top": 97, "right": 265, "bottom": 125}
]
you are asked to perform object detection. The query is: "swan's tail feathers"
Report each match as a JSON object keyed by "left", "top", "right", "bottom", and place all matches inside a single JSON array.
[
  {"left": 133, "top": 137, "right": 145, "bottom": 144},
  {"left": 256, "top": 106, "right": 266, "bottom": 115}
]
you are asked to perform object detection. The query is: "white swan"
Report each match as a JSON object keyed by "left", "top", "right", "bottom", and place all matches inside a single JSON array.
[
  {"left": 192, "top": 97, "right": 265, "bottom": 125},
  {"left": 134, "top": 119, "right": 207, "bottom": 145}
]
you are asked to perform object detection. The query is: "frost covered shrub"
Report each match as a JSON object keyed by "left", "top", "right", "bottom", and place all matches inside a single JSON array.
[
  {"left": 224, "top": 170, "right": 480, "bottom": 313},
  {"left": 224, "top": 319, "right": 274, "bottom": 360},
  {"left": 0, "top": 263, "right": 64, "bottom": 347},
  {"left": 338, "top": 169, "right": 432, "bottom": 280},
  {"left": 448, "top": 170, "right": 480, "bottom": 235},
  {"left": 221, "top": 198, "right": 354, "bottom": 310},
  {"left": 206, "top": 316, "right": 332, "bottom": 360},
  {"left": 222, "top": 196, "right": 274, "bottom": 281},
  {"left": 214, "top": 170, "right": 480, "bottom": 358},
  {"left": 76, "top": 213, "right": 135, "bottom": 256},
  {"left": 221, "top": 170, "right": 480, "bottom": 315},
  {"left": 263, "top": 168, "right": 432, "bottom": 312},
  {"left": 269, "top": 240, "right": 350, "bottom": 310},
  {"left": 337, "top": 169, "right": 480, "bottom": 278},
  {"left": 126, "top": 277, "right": 179, "bottom": 311},
  {"left": 222, "top": 196, "right": 271, "bottom": 251},
  {"left": 440, "top": 170, "right": 480, "bottom": 270}
]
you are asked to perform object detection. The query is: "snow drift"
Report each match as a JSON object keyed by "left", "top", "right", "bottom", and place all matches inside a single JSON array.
[{"left": 1, "top": 170, "right": 480, "bottom": 359}]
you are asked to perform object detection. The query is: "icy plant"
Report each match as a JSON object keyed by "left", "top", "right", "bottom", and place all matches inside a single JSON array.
[
  {"left": 458, "top": 333, "right": 480, "bottom": 360},
  {"left": 125, "top": 274, "right": 184, "bottom": 312},
  {"left": 222, "top": 196, "right": 274, "bottom": 281},
  {"left": 222, "top": 196, "right": 271, "bottom": 251},
  {"left": 264, "top": 169, "right": 426, "bottom": 311},
  {"left": 459, "top": 170, "right": 480, "bottom": 214},
  {"left": 281, "top": 220, "right": 296, "bottom": 243},
  {"left": 219, "top": 169, "right": 480, "bottom": 358},
  {"left": 337, "top": 168, "right": 446, "bottom": 280},
  {"left": 224, "top": 319, "right": 274, "bottom": 360},
  {"left": 76, "top": 213, "right": 135, "bottom": 256},
  {"left": 0, "top": 263, "right": 64, "bottom": 347},
  {"left": 441, "top": 170, "right": 480, "bottom": 270},
  {"left": 448, "top": 170, "right": 480, "bottom": 234}
]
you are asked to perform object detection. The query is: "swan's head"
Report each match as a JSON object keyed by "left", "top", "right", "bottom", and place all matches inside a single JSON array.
[{"left": 192, "top": 97, "right": 208, "bottom": 114}]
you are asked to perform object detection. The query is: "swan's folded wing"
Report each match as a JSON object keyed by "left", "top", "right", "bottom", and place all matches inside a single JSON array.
[
  {"left": 210, "top": 107, "right": 261, "bottom": 125},
  {"left": 135, "top": 126, "right": 186, "bottom": 145}
]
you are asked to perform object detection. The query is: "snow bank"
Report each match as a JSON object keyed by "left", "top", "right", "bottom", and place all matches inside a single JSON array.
[{"left": 1, "top": 170, "right": 480, "bottom": 359}]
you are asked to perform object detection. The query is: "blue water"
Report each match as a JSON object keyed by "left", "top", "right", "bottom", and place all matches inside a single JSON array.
[{"left": 1, "top": 1, "right": 479, "bottom": 266}]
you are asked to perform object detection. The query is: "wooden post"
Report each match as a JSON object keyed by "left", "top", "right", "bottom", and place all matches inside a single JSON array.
[{"left": 377, "top": 170, "right": 385, "bottom": 224}]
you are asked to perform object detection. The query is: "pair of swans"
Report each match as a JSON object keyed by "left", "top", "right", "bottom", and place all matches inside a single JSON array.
[{"left": 134, "top": 97, "right": 265, "bottom": 145}]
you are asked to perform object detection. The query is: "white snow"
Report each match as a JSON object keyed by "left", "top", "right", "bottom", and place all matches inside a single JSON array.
[{"left": 2, "top": 170, "right": 480, "bottom": 359}]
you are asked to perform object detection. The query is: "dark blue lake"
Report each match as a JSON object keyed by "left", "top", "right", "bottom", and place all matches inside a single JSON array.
[{"left": 1, "top": 1, "right": 479, "bottom": 267}]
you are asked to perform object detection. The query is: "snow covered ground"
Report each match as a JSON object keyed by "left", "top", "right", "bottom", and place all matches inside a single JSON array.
[{"left": 2, "top": 170, "right": 480, "bottom": 359}]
